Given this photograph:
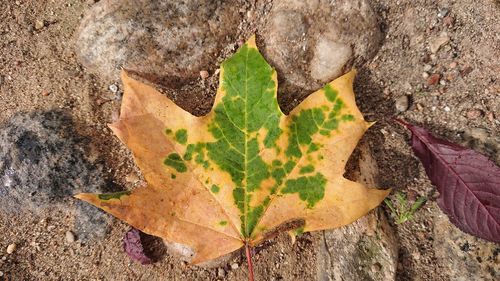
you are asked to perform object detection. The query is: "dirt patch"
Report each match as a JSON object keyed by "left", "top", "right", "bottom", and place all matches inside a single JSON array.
[{"left": 0, "top": 0, "right": 498, "bottom": 280}]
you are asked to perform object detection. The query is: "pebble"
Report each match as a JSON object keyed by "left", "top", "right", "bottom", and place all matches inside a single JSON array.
[
  {"left": 437, "top": 8, "right": 450, "bottom": 18},
  {"left": 395, "top": 95, "right": 410, "bottom": 112},
  {"left": 6, "top": 243, "right": 16, "bottom": 254},
  {"left": 230, "top": 263, "right": 239, "bottom": 269},
  {"left": 426, "top": 73, "right": 441, "bottom": 86},
  {"left": 109, "top": 84, "right": 118, "bottom": 93},
  {"left": 449, "top": 61, "right": 458, "bottom": 69},
  {"left": 443, "top": 106, "right": 451, "bottom": 112},
  {"left": 487, "top": 112, "right": 495, "bottom": 122},
  {"left": 199, "top": 70, "right": 209, "bottom": 79},
  {"left": 466, "top": 109, "right": 483, "bottom": 119},
  {"left": 217, "top": 268, "right": 226, "bottom": 277},
  {"left": 65, "top": 231, "right": 76, "bottom": 243},
  {"left": 34, "top": 20, "right": 44, "bottom": 30},
  {"left": 423, "top": 64, "right": 432, "bottom": 72},
  {"left": 429, "top": 33, "right": 450, "bottom": 53},
  {"left": 443, "top": 16, "right": 454, "bottom": 27},
  {"left": 422, "top": 72, "right": 429, "bottom": 79}
]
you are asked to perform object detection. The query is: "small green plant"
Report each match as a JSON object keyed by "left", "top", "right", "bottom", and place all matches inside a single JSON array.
[{"left": 384, "top": 192, "right": 426, "bottom": 224}]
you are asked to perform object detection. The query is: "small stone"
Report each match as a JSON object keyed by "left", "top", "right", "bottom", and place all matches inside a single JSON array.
[
  {"left": 429, "top": 33, "right": 450, "bottom": 53},
  {"left": 422, "top": 72, "right": 429, "bottom": 79},
  {"left": 487, "top": 112, "right": 495, "bottom": 122},
  {"left": 231, "top": 263, "right": 239, "bottom": 269},
  {"left": 217, "top": 268, "right": 226, "bottom": 277},
  {"left": 109, "top": 84, "right": 118, "bottom": 93},
  {"left": 65, "top": 231, "right": 76, "bottom": 243},
  {"left": 199, "top": 70, "right": 209, "bottom": 79},
  {"left": 466, "top": 109, "right": 483, "bottom": 119},
  {"left": 439, "top": 79, "right": 446, "bottom": 86},
  {"left": 423, "top": 64, "right": 432, "bottom": 72},
  {"left": 6, "top": 243, "right": 16, "bottom": 254},
  {"left": 449, "top": 61, "right": 458, "bottom": 69},
  {"left": 444, "top": 106, "right": 451, "bottom": 112},
  {"left": 427, "top": 73, "right": 441, "bottom": 86},
  {"left": 395, "top": 95, "right": 410, "bottom": 112},
  {"left": 416, "top": 103, "right": 424, "bottom": 111},
  {"left": 34, "top": 20, "right": 44, "bottom": 30},
  {"left": 443, "top": 16, "right": 455, "bottom": 27},
  {"left": 437, "top": 8, "right": 450, "bottom": 18},
  {"left": 0, "top": 271, "right": 3, "bottom": 277}
]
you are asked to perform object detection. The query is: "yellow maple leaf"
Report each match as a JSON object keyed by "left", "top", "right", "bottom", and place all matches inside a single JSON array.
[{"left": 76, "top": 36, "right": 390, "bottom": 265}]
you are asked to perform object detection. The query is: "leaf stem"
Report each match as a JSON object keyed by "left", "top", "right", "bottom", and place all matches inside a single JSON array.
[{"left": 245, "top": 242, "right": 255, "bottom": 281}]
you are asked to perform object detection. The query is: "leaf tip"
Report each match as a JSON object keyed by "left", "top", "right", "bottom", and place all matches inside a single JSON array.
[{"left": 246, "top": 34, "right": 257, "bottom": 49}]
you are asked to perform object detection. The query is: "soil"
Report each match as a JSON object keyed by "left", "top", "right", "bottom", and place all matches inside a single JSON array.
[{"left": 0, "top": 0, "right": 498, "bottom": 280}]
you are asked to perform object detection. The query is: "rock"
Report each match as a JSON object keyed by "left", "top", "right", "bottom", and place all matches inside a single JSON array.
[
  {"left": 65, "top": 231, "right": 76, "bottom": 243},
  {"left": 0, "top": 111, "right": 113, "bottom": 240},
  {"left": 230, "top": 263, "right": 239, "bottom": 270},
  {"left": 6, "top": 243, "right": 16, "bottom": 254},
  {"left": 426, "top": 73, "right": 441, "bottom": 86},
  {"left": 199, "top": 70, "right": 210, "bottom": 80},
  {"left": 395, "top": 95, "right": 410, "bottom": 112},
  {"left": 217, "top": 268, "right": 226, "bottom": 277},
  {"left": 466, "top": 109, "right": 483, "bottom": 119},
  {"left": 34, "top": 20, "right": 44, "bottom": 30},
  {"left": 429, "top": 32, "right": 450, "bottom": 53},
  {"left": 437, "top": 8, "right": 450, "bottom": 18},
  {"left": 317, "top": 144, "right": 397, "bottom": 281},
  {"left": 108, "top": 84, "right": 118, "bottom": 93},
  {"left": 434, "top": 212, "right": 500, "bottom": 281},
  {"left": 75, "top": 0, "right": 242, "bottom": 87},
  {"left": 260, "top": 0, "right": 382, "bottom": 110}
]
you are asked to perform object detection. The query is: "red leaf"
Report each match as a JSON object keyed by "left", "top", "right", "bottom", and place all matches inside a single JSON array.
[
  {"left": 123, "top": 228, "right": 152, "bottom": 264},
  {"left": 397, "top": 119, "right": 500, "bottom": 243}
]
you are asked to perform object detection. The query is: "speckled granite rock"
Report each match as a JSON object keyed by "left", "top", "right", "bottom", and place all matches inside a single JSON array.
[
  {"left": 74, "top": 0, "right": 243, "bottom": 87},
  {"left": 317, "top": 144, "right": 398, "bottom": 281},
  {"left": 260, "top": 0, "right": 382, "bottom": 108}
]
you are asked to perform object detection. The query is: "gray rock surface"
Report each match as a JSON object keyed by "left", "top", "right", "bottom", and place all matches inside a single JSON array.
[
  {"left": 260, "top": 0, "right": 382, "bottom": 107},
  {"left": 0, "top": 111, "right": 112, "bottom": 240},
  {"left": 75, "top": 0, "right": 242, "bottom": 87},
  {"left": 317, "top": 144, "right": 398, "bottom": 281},
  {"left": 433, "top": 212, "right": 500, "bottom": 281}
]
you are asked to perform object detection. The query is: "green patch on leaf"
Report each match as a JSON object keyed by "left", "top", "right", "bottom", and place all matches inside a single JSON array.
[
  {"left": 211, "top": 184, "right": 220, "bottom": 194},
  {"left": 219, "top": 220, "right": 228, "bottom": 226},
  {"left": 164, "top": 153, "right": 187, "bottom": 173},
  {"left": 299, "top": 165, "right": 315, "bottom": 174},
  {"left": 175, "top": 129, "right": 188, "bottom": 144},
  {"left": 282, "top": 173, "right": 326, "bottom": 208}
]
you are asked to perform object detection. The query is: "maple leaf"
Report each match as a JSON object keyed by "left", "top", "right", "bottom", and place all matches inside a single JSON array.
[{"left": 76, "top": 36, "right": 389, "bottom": 265}]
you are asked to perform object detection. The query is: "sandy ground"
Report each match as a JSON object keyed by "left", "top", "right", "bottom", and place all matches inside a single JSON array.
[{"left": 0, "top": 0, "right": 498, "bottom": 280}]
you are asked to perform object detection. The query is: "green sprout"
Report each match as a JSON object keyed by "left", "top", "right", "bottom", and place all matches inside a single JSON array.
[{"left": 384, "top": 192, "right": 426, "bottom": 224}]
